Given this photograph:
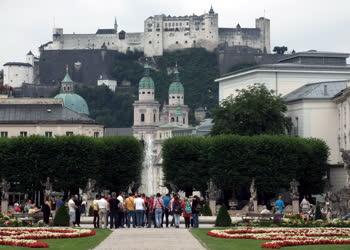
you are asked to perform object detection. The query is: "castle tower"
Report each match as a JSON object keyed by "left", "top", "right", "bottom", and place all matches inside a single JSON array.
[
  {"left": 26, "top": 51, "right": 35, "bottom": 66},
  {"left": 202, "top": 6, "right": 219, "bottom": 50},
  {"left": 114, "top": 17, "right": 118, "bottom": 33},
  {"left": 144, "top": 15, "right": 164, "bottom": 57},
  {"left": 133, "top": 64, "right": 160, "bottom": 139},
  {"left": 52, "top": 28, "right": 63, "bottom": 50},
  {"left": 255, "top": 17, "right": 270, "bottom": 53},
  {"left": 165, "top": 65, "right": 189, "bottom": 126}
]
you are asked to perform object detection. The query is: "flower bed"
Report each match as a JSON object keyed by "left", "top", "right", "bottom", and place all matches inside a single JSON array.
[
  {"left": 0, "top": 227, "right": 96, "bottom": 248},
  {"left": 208, "top": 227, "right": 350, "bottom": 249}
]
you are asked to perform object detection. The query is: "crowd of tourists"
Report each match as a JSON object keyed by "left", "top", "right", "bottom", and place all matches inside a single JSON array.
[{"left": 88, "top": 192, "right": 202, "bottom": 229}]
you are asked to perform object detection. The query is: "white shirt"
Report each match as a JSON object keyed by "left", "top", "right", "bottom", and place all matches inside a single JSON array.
[
  {"left": 117, "top": 195, "right": 124, "bottom": 203},
  {"left": 97, "top": 198, "right": 108, "bottom": 209},
  {"left": 68, "top": 199, "right": 76, "bottom": 213},
  {"left": 134, "top": 197, "right": 145, "bottom": 210}
]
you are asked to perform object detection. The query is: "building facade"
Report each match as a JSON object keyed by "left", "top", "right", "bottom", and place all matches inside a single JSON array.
[
  {"left": 216, "top": 51, "right": 350, "bottom": 102},
  {"left": 41, "top": 7, "right": 270, "bottom": 56}
]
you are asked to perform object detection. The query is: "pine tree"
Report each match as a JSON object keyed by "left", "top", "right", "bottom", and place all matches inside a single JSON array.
[{"left": 215, "top": 206, "right": 232, "bottom": 227}]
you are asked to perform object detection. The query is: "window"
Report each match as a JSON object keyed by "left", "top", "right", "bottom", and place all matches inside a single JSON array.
[
  {"left": 176, "top": 41, "right": 179, "bottom": 44},
  {"left": 20, "top": 131, "right": 27, "bottom": 137},
  {"left": 176, "top": 117, "right": 179, "bottom": 122},
  {"left": 183, "top": 118, "right": 185, "bottom": 124},
  {"left": 141, "top": 113, "right": 145, "bottom": 122},
  {"left": 45, "top": 131, "right": 53, "bottom": 137},
  {"left": 94, "top": 132, "right": 99, "bottom": 138},
  {"left": 171, "top": 117, "right": 175, "bottom": 122},
  {"left": 153, "top": 113, "right": 156, "bottom": 122},
  {"left": 149, "top": 41, "right": 152, "bottom": 44},
  {"left": 0, "top": 131, "right": 8, "bottom": 138},
  {"left": 66, "top": 131, "right": 74, "bottom": 136},
  {"left": 147, "top": 91, "right": 151, "bottom": 94},
  {"left": 185, "top": 40, "right": 188, "bottom": 44}
]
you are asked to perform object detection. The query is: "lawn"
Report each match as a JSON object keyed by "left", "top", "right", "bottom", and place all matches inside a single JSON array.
[
  {"left": 191, "top": 228, "right": 350, "bottom": 250},
  {"left": 0, "top": 228, "right": 111, "bottom": 250}
]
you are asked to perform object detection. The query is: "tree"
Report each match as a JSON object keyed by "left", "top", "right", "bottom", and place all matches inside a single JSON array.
[
  {"left": 211, "top": 84, "right": 291, "bottom": 136},
  {"left": 273, "top": 46, "right": 288, "bottom": 55}
]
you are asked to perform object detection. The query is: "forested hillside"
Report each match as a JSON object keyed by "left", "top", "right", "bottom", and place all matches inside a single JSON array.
[{"left": 76, "top": 48, "right": 219, "bottom": 127}]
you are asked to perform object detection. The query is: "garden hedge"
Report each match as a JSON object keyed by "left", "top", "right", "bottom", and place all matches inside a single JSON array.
[
  {"left": 162, "top": 135, "right": 329, "bottom": 199},
  {"left": 0, "top": 136, "right": 142, "bottom": 193}
]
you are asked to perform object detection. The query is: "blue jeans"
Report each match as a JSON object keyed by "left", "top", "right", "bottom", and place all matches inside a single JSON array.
[
  {"left": 127, "top": 210, "right": 136, "bottom": 228},
  {"left": 174, "top": 213, "right": 180, "bottom": 227},
  {"left": 155, "top": 208, "right": 163, "bottom": 228},
  {"left": 192, "top": 213, "right": 199, "bottom": 228},
  {"left": 135, "top": 210, "right": 144, "bottom": 227}
]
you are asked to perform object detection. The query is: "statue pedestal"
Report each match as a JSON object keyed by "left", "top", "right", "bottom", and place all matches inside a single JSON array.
[
  {"left": 253, "top": 200, "right": 258, "bottom": 212},
  {"left": 292, "top": 200, "right": 299, "bottom": 214},
  {"left": 209, "top": 200, "right": 216, "bottom": 216},
  {"left": 1, "top": 200, "right": 8, "bottom": 214}
]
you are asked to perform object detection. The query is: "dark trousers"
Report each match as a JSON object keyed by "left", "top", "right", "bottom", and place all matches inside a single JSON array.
[
  {"left": 109, "top": 211, "right": 118, "bottom": 229},
  {"left": 117, "top": 211, "right": 124, "bottom": 228},
  {"left": 75, "top": 210, "right": 81, "bottom": 226},
  {"left": 93, "top": 210, "right": 99, "bottom": 228},
  {"left": 162, "top": 208, "right": 170, "bottom": 227},
  {"left": 147, "top": 212, "right": 154, "bottom": 228},
  {"left": 184, "top": 217, "right": 190, "bottom": 228}
]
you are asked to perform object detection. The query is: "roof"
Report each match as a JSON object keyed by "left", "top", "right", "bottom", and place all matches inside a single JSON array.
[
  {"left": 139, "top": 64, "right": 155, "bottom": 89},
  {"left": 3, "top": 62, "right": 32, "bottom": 67},
  {"left": 27, "top": 51, "right": 33, "bottom": 56},
  {"left": 0, "top": 98, "right": 63, "bottom": 105},
  {"left": 283, "top": 80, "right": 348, "bottom": 102},
  {"left": 55, "top": 93, "right": 89, "bottom": 115},
  {"left": 0, "top": 104, "right": 96, "bottom": 124},
  {"left": 279, "top": 51, "right": 350, "bottom": 63},
  {"left": 216, "top": 63, "right": 350, "bottom": 82},
  {"left": 104, "top": 127, "right": 133, "bottom": 136},
  {"left": 96, "top": 29, "right": 116, "bottom": 34}
]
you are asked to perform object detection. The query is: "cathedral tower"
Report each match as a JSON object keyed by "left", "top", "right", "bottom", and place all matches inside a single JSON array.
[{"left": 133, "top": 63, "right": 160, "bottom": 139}]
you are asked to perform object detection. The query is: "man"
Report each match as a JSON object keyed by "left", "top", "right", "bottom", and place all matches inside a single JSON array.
[
  {"left": 92, "top": 194, "right": 100, "bottom": 228},
  {"left": 153, "top": 193, "right": 164, "bottom": 228},
  {"left": 162, "top": 193, "right": 171, "bottom": 227},
  {"left": 125, "top": 193, "right": 136, "bottom": 228},
  {"left": 134, "top": 194, "right": 145, "bottom": 227},
  {"left": 98, "top": 195, "right": 109, "bottom": 228},
  {"left": 191, "top": 195, "right": 201, "bottom": 228},
  {"left": 74, "top": 195, "right": 82, "bottom": 227},
  {"left": 68, "top": 195, "right": 77, "bottom": 227},
  {"left": 117, "top": 192, "right": 125, "bottom": 228},
  {"left": 109, "top": 192, "right": 120, "bottom": 229},
  {"left": 275, "top": 195, "right": 285, "bottom": 215}
]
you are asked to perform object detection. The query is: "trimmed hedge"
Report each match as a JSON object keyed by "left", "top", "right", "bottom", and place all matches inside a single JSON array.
[
  {"left": 215, "top": 206, "right": 232, "bottom": 227},
  {"left": 162, "top": 135, "right": 329, "bottom": 198},
  {"left": 0, "top": 136, "right": 142, "bottom": 193},
  {"left": 53, "top": 205, "right": 70, "bottom": 226}
]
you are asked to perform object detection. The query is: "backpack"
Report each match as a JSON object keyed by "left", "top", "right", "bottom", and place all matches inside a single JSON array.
[
  {"left": 185, "top": 201, "right": 192, "bottom": 214},
  {"left": 173, "top": 201, "right": 182, "bottom": 214}
]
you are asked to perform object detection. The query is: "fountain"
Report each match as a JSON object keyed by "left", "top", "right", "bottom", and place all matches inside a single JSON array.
[{"left": 140, "top": 134, "right": 156, "bottom": 195}]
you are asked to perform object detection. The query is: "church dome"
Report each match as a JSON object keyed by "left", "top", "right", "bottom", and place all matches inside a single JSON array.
[
  {"left": 55, "top": 93, "right": 90, "bottom": 115},
  {"left": 169, "top": 81, "right": 184, "bottom": 94},
  {"left": 169, "top": 65, "right": 184, "bottom": 94},
  {"left": 54, "top": 66, "right": 89, "bottom": 115},
  {"left": 139, "top": 64, "right": 154, "bottom": 89}
]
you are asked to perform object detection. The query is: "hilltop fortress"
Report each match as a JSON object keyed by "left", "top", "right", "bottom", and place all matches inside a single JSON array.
[{"left": 42, "top": 6, "right": 270, "bottom": 56}]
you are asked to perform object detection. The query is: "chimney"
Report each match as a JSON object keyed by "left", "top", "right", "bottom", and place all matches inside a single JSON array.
[{"left": 324, "top": 85, "right": 328, "bottom": 96}]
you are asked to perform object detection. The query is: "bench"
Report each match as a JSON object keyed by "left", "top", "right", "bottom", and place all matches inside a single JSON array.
[
  {"left": 242, "top": 213, "right": 273, "bottom": 222},
  {"left": 13, "top": 212, "right": 44, "bottom": 223}
]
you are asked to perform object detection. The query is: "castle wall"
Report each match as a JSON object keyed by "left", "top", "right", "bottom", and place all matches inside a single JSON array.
[{"left": 3, "top": 65, "right": 34, "bottom": 88}]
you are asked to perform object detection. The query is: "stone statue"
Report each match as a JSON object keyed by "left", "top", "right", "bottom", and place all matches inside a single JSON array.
[
  {"left": 85, "top": 178, "right": 96, "bottom": 200},
  {"left": 0, "top": 178, "right": 10, "bottom": 201},
  {"left": 41, "top": 177, "right": 53, "bottom": 198},
  {"left": 289, "top": 179, "right": 299, "bottom": 200},
  {"left": 341, "top": 149, "right": 350, "bottom": 187},
  {"left": 128, "top": 181, "right": 135, "bottom": 194},
  {"left": 207, "top": 180, "right": 218, "bottom": 200},
  {"left": 249, "top": 178, "right": 257, "bottom": 201}
]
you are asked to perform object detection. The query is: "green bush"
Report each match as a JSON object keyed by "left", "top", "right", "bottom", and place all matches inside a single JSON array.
[
  {"left": 315, "top": 203, "right": 322, "bottom": 220},
  {"left": 215, "top": 206, "right": 232, "bottom": 227},
  {"left": 201, "top": 203, "right": 213, "bottom": 216},
  {"left": 53, "top": 205, "right": 70, "bottom": 226},
  {"left": 88, "top": 205, "right": 94, "bottom": 216}
]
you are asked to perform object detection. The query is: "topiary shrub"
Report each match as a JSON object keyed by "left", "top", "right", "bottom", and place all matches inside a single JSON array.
[
  {"left": 53, "top": 205, "right": 70, "bottom": 226},
  {"left": 88, "top": 205, "right": 94, "bottom": 216},
  {"left": 201, "top": 203, "right": 212, "bottom": 216},
  {"left": 215, "top": 205, "right": 231, "bottom": 227}
]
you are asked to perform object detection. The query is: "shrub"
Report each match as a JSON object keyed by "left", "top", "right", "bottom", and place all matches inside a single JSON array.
[
  {"left": 201, "top": 203, "right": 213, "bottom": 216},
  {"left": 315, "top": 203, "right": 322, "bottom": 220},
  {"left": 215, "top": 206, "right": 231, "bottom": 227},
  {"left": 53, "top": 205, "right": 70, "bottom": 226},
  {"left": 88, "top": 205, "right": 94, "bottom": 216}
]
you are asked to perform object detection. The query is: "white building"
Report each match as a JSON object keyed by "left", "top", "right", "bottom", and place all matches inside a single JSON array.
[
  {"left": 216, "top": 51, "right": 350, "bottom": 102},
  {"left": 0, "top": 98, "right": 103, "bottom": 138},
  {"left": 97, "top": 72, "right": 117, "bottom": 92},
  {"left": 41, "top": 7, "right": 270, "bottom": 56},
  {"left": 3, "top": 51, "right": 38, "bottom": 88}
]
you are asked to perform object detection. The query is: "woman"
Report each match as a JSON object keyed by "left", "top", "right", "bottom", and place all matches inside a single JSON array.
[
  {"left": 172, "top": 195, "right": 182, "bottom": 228},
  {"left": 42, "top": 198, "right": 51, "bottom": 225},
  {"left": 153, "top": 193, "right": 164, "bottom": 228},
  {"left": 182, "top": 198, "right": 192, "bottom": 228}
]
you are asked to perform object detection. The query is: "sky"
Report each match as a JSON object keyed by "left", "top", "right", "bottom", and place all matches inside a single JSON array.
[{"left": 0, "top": 0, "right": 350, "bottom": 67}]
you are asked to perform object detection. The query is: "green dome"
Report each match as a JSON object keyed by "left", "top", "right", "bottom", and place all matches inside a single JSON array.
[
  {"left": 169, "top": 81, "right": 184, "bottom": 94},
  {"left": 139, "top": 76, "right": 155, "bottom": 90},
  {"left": 55, "top": 93, "right": 89, "bottom": 115}
]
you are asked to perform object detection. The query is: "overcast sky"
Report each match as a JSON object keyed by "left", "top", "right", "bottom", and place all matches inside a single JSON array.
[{"left": 1, "top": 0, "right": 349, "bottom": 67}]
